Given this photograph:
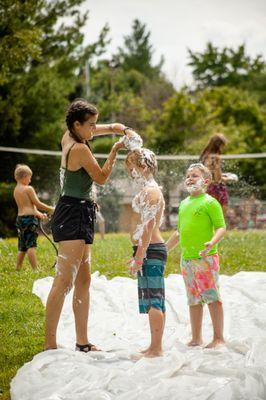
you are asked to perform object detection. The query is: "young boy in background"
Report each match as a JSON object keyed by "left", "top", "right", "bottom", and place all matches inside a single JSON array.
[
  {"left": 13, "top": 164, "right": 54, "bottom": 270},
  {"left": 167, "top": 163, "right": 226, "bottom": 348}
]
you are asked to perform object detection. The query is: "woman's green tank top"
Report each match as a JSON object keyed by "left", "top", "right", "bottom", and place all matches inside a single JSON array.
[{"left": 60, "top": 143, "right": 93, "bottom": 200}]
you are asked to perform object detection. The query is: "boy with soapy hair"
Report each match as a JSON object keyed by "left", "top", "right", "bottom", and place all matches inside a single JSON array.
[{"left": 125, "top": 148, "right": 167, "bottom": 358}]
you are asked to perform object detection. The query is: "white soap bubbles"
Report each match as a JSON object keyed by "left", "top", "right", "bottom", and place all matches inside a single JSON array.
[{"left": 120, "top": 130, "right": 143, "bottom": 151}]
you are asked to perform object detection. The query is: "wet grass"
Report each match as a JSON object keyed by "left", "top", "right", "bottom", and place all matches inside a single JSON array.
[{"left": 0, "top": 230, "right": 265, "bottom": 399}]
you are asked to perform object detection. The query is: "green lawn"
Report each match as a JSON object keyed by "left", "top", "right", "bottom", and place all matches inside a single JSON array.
[{"left": 0, "top": 230, "right": 265, "bottom": 399}]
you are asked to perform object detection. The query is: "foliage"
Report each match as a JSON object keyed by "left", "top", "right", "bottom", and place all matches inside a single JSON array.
[
  {"left": 188, "top": 43, "right": 265, "bottom": 89},
  {"left": 0, "top": 0, "right": 42, "bottom": 85},
  {"left": 1, "top": 10, "right": 266, "bottom": 234},
  {"left": 115, "top": 19, "right": 164, "bottom": 79},
  {"left": 0, "top": 0, "right": 109, "bottom": 184},
  {"left": 0, "top": 182, "right": 17, "bottom": 237},
  {"left": 148, "top": 90, "right": 209, "bottom": 153},
  {"left": 241, "top": 69, "right": 266, "bottom": 105},
  {"left": 90, "top": 66, "right": 173, "bottom": 139},
  {"left": 147, "top": 86, "right": 266, "bottom": 190}
]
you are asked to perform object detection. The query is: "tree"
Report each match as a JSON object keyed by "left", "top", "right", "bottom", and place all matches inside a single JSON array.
[
  {"left": 241, "top": 69, "right": 266, "bottom": 105},
  {"left": 149, "top": 86, "right": 266, "bottom": 213},
  {"left": 115, "top": 19, "right": 163, "bottom": 79},
  {"left": 0, "top": 0, "right": 42, "bottom": 85},
  {"left": 144, "top": 90, "right": 210, "bottom": 227},
  {"left": 188, "top": 43, "right": 265, "bottom": 89},
  {"left": 0, "top": 0, "right": 110, "bottom": 184},
  {"left": 148, "top": 91, "right": 209, "bottom": 153}
]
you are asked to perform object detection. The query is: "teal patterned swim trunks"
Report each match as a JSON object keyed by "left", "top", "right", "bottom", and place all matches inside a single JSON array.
[
  {"left": 133, "top": 243, "right": 167, "bottom": 314},
  {"left": 16, "top": 215, "right": 39, "bottom": 251}
]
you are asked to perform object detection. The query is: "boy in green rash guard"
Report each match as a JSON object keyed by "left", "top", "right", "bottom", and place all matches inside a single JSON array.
[{"left": 167, "top": 163, "right": 226, "bottom": 349}]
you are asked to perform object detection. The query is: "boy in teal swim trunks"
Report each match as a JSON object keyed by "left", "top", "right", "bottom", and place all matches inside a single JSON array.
[
  {"left": 13, "top": 164, "right": 54, "bottom": 270},
  {"left": 125, "top": 148, "right": 167, "bottom": 358},
  {"left": 167, "top": 163, "right": 226, "bottom": 348}
]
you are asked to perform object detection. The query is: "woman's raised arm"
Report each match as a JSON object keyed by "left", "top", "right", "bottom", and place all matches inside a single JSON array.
[
  {"left": 94, "top": 123, "right": 126, "bottom": 137},
  {"left": 78, "top": 141, "right": 124, "bottom": 185}
]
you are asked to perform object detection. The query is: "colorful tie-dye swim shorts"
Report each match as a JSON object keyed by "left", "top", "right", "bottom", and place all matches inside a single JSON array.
[{"left": 181, "top": 254, "right": 222, "bottom": 306}]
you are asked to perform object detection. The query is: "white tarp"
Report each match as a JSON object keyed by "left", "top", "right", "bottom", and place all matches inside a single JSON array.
[{"left": 11, "top": 272, "right": 266, "bottom": 400}]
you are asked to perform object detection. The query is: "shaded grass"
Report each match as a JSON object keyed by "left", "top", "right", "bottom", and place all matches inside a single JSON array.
[{"left": 0, "top": 230, "right": 265, "bottom": 399}]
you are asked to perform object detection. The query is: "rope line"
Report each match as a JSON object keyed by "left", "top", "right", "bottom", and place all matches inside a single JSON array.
[{"left": 0, "top": 146, "right": 265, "bottom": 160}]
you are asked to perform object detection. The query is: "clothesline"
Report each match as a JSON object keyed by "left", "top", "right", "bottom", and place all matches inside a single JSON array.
[{"left": 1, "top": 146, "right": 265, "bottom": 160}]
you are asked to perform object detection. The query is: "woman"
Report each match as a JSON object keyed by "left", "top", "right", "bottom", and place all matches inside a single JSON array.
[
  {"left": 200, "top": 133, "right": 229, "bottom": 214},
  {"left": 45, "top": 99, "right": 126, "bottom": 352}
]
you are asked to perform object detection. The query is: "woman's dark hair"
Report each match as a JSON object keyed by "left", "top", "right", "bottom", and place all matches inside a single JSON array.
[
  {"left": 200, "top": 133, "right": 227, "bottom": 162},
  {"left": 66, "top": 99, "right": 98, "bottom": 142}
]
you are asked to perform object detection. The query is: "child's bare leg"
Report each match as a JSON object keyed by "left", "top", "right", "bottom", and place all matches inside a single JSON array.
[
  {"left": 27, "top": 247, "right": 38, "bottom": 269},
  {"left": 141, "top": 312, "right": 166, "bottom": 354},
  {"left": 45, "top": 240, "right": 84, "bottom": 350},
  {"left": 144, "top": 307, "right": 164, "bottom": 358},
  {"left": 16, "top": 251, "right": 26, "bottom": 270},
  {"left": 73, "top": 245, "right": 98, "bottom": 349},
  {"left": 188, "top": 304, "right": 203, "bottom": 346},
  {"left": 206, "top": 301, "right": 225, "bottom": 348}
]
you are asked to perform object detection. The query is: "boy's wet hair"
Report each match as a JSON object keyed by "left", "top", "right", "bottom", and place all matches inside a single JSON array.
[
  {"left": 125, "top": 148, "right": 158, "bottom": 175},
  {"left": 187, "top": 163, "right": 212, "bottom": 181},
  {"left": 66, "top": 99, "right": 98, "bottom": 142},
  {"left": 14, "top": 164, "right": 32, "bottom": 181}
]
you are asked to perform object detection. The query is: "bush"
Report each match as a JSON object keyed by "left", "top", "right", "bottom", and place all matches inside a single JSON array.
[{"left": 0, "top": 182, "right": 17, "bottom": 237}]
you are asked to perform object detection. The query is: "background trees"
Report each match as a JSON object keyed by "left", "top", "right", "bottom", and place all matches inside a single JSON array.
[
  {"left": 188, "top": 43, "right": 265, "bottom": 90},
  {"left": 0, "top": 0, "right": 109, "bottom": 180},
  {"left": 0, "top": 4, "right": 265, "bottom": 235}
]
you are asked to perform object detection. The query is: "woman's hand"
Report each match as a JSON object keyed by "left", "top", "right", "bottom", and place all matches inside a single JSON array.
[
  {"left": 111, "top": 123, "right": 126, "bottom": 134},
  {"left": 124, "top": 128, "right": 137, "bottom": 138}
]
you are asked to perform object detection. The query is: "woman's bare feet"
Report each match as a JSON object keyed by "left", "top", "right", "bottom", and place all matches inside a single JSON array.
[
  {"left": 205, "top": 339, "right": 225, "bottom": 349},
  {"left": 75, "top": 343, "right": 101, "bottom": 352}
]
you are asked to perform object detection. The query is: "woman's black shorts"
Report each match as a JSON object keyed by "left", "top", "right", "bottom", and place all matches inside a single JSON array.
[{"left": 51, "top": 196, "right": 96, "bottom": 244}]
